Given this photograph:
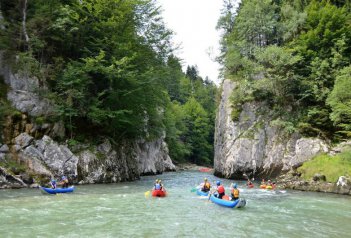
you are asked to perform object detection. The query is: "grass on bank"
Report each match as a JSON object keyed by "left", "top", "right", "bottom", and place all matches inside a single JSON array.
[{"left": 297, "top": 150, "right": 351, "bottom": 182}]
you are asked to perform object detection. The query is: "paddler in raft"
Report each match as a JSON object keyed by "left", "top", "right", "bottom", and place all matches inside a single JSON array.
[
  {"left": 154, "top": 179, "right": 165, "bottom": 191},
  {"left": 246, "top": 179, "right": 253, "bottom": 188},
  {"left": 230, "top": 183, "right": 240, "bottom": 201},
  {"left": 59, "top": 176, "right": 69, "bottom": 188},
  {"left": 260, "top": 179, "right": 266, "bottom": 189},
  {"left": 201, "top": 178, "right": 211, "bottom": 192},
  {"left": 50, "top": 179, "right": 57, "bottom": 189},
  {"left": 214, "top": 181, "right": 225, "bottom": 199}
]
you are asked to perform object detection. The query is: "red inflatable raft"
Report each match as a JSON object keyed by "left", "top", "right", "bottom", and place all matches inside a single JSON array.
[{"left": 152, "top": 189, "right": 167, "bottom": 197}]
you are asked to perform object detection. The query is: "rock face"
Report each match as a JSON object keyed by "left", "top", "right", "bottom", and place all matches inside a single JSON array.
[
  {"left": 135, "top": 138, "right": 176, "bottom": 175},
  {"left": 0, "top": 132, "right": 175, "bottom": 188},
  {"left": 0, "top": 53, "right": 175, "bottom": 189},
  {"left": 214, "top": 79, "right": 329, "bottom": 179}
]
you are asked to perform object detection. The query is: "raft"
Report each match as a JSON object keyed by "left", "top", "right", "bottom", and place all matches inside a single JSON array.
[
  {"left": 209, "top": 194, "right": 246, "bottom": 208},
  {"left": 152, "top": 189, "right": 167, "bottom": 197},
  {"left": 40, "top": 186, "right": 75, "bottom": 194},
  {"left": 247, "top": 184, "right": 254, "bottom": 188},
  {"left": 260, "top": 184, "right": 276, "bottom": 190},
  {"left": 196, "top": 189, "right": 209, "bottom": 196},
  {"left": 199, "top": 168, "right": 212, "bottom": 172}
]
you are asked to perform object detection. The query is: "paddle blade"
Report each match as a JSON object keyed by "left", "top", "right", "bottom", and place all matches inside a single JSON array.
[
  {"left": 190, "top": 188, "right": 197, "bottom": 192},
  {"left": 144, "top": 191, "right": 150, "bottom": 198}
]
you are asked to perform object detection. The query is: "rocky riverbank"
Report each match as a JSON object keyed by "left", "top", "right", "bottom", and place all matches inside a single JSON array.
[{"left": 277, "top": 171, "right": 351, "bottom": 195}]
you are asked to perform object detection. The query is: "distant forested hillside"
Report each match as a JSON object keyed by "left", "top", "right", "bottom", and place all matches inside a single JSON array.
[{"left": 217, "top": 0, "right": 351, "bottom": 141}]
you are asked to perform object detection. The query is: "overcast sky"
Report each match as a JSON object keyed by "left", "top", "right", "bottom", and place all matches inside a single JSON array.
[{"left": 157, "top": 0, "right": 223, "bottom": 84}]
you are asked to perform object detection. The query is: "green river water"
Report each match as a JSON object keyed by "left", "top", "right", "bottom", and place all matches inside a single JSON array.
[{"left": 0, "top": 171, "right": 350, "bottom": 238}]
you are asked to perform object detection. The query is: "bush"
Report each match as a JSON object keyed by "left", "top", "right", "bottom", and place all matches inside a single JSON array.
[{"left": 297, "top": 150, "right": 351, "bottom": 182}]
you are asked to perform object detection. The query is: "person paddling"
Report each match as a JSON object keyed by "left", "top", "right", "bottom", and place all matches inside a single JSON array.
[
  {"left": 230, "top": 183, "right": 240, "bottom": 201},
  {"left": 214, "top": 181, "right": 225, "bottom": 199},
  {"left": 201, "top": 178, "right": 211, "bottom": 192},
  {"left": 50, "top": 179, "right": 57, "bottom": 189},
  {"left": 59, "top": 176, "right": 69, "bottom": 188},
  {"left": 154, "top": 179, "right": 161, "bottom": 190},
  {"left": 159, "top": 180, "right": 164, "bottom": 191},
  {"left": 247, "top": 179, "right": 253, "bottom": 187}
]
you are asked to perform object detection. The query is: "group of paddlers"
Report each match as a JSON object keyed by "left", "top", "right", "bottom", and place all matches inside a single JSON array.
[{"left": 200, "top": 178, "right": 240, "bottom": 201}]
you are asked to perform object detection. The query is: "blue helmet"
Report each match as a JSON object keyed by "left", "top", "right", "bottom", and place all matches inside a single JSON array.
[
  {"left": 51, "top": 179, "right": 56, "bottom": 183},
  {"left": 232, "top": 183, "right": 237, "bottom": 188},
  {"left": 62, "top": 176, "right": 67, "bottom": 180},
  {"left": 216, "top": 181, "right": 221, "bottom": 186}
]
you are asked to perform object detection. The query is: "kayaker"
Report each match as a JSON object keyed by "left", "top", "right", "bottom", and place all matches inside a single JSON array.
[
  {"left": 50, "top": 179, "right": 57, "bottom": 189},
  {"left": 201, "top": 178, "right": 211, "bottom": 192},
  {"left": 246, "top": 179, "right": 253, "bottom": 187},
  {"left": 261, "top": 179, "right": 266, "bottom": 186},
  {"left": 215, "top": 181, "right": 225, "bottom": 199},
  {"left": 59, "top": 176, "right": 69, "bottom": 188},
  {"left": 230, "top": 183, "right": 240, "bottom": 201}
]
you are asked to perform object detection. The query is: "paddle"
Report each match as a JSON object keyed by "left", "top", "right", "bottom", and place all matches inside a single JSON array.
[{"left": 144, "top": 190, "right": 151, "bottom": 198}]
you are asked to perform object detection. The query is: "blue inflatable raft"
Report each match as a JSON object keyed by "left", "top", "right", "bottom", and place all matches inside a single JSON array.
[
  {"left": 40, "top": 186, "right": 75, "bottom": 194},
  {"left": 209, "top": 194, "right": 246, "bottom": 208},
  {"left": 196, "top": 189, "right": 209, "bottom": 196}
]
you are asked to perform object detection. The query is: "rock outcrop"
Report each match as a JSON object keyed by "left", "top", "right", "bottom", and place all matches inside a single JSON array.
[
  {"left": 278, "top": 172, "right": 351, "bottom": 195},
  {"left": 0, "top": 132, "right": 175, "bottom": 188},
  {"left": 0, "top": 52, "right": 175, "bottom": 189},
  {"left": 214, "top": 79, "right": 329, "bottom": 179}
]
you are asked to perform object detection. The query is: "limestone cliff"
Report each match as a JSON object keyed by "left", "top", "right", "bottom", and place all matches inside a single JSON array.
[
  {"left": 214, "top": 79, "right": 328, "bottom": 179},
  {"left": 0, "top": 53, "right": 175, "bottom": 189}
]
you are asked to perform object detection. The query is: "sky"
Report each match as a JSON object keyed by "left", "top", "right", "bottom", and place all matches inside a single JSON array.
[{"left": 157, "top": 0, "right": 223, "bottom": 84}]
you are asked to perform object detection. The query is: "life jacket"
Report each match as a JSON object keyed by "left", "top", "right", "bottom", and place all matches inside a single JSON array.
[
  {"left": 203, "top": 182, "right": 211, "bottom": 189},
  {"left": 217, "top": 185, "right": 225, "bottom": 194},
  {"left": 155, "top": 184, "right": 161, "bottom": 190},
  {"left": 232, "top": 188, "right": 239, "bottom": 198}
]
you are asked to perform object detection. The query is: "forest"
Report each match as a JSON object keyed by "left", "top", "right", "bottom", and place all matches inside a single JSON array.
[
  {"left": 0, "top": 0, "right": 217, "bottom": 165},
  {"left": 217, "top": 0, "right": 351, "bottom": 142}
]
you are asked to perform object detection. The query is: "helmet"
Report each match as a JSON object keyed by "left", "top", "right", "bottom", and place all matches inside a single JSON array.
[
  {"left": 155, "top": 179, "right": 159, "bottom": 183},
  {"left": 62, "top": 176, "right": 67, "bottom": 180},
  {"left": 216, "top": 181, "right": 221, "bottom": 186},
  {"left": 51, "top": 179, "right": 56, "bottom": 183},
  {"left": 204, "top": 178, "right": 208, "bottom": 181},
  {"left": 159, "top": 180, "right": 162, "bottom": 183},
  {"left": 232, "top": 183, "right": 237, "bottom": 188}
]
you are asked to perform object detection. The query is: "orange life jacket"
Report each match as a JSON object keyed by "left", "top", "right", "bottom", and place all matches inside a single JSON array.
[
  {"left": 231, "top": 188, "right": 239, "bottom": 198},
  {"left": 203, "top": 182, "right": 211, "bottom": 189}
]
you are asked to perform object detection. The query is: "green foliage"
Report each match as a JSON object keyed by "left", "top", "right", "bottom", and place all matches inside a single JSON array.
[
  {"left": 327, "top": 66, "right": 351, "bottom": 135},
  {"left": 1, "top": 0, "right": 217, "bottom": 165},
  {"left": 0, "top": 157, "right": 27, "bottom": 175},
  {"left": 297, "top": 150, "right": 351, "bottom": 182},
  {"left": 218, "top": 0, "right": 351, "bottom": 141},
  {"left": 182, "top": 97, "right": 211, "bottom": 165}
]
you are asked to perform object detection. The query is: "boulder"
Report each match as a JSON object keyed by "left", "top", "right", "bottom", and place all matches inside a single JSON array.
[
  {"left": 0, "top": 144, "right": 9, "bottom": 153},
  {"left": 15, "top": 133, "right": 34, "bottom": 149},
  {"left": 312, "top": 174, "right": 326, "bottom": 182}
]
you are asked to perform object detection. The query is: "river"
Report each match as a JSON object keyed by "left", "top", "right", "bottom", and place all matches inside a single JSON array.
[{"left": 0, "top": 171, "right": 350, "bottom": 237}]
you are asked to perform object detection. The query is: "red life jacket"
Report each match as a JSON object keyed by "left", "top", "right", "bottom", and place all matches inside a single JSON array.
[{"left": 217, "top": 185, "right": 225, "bottom": 194}]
